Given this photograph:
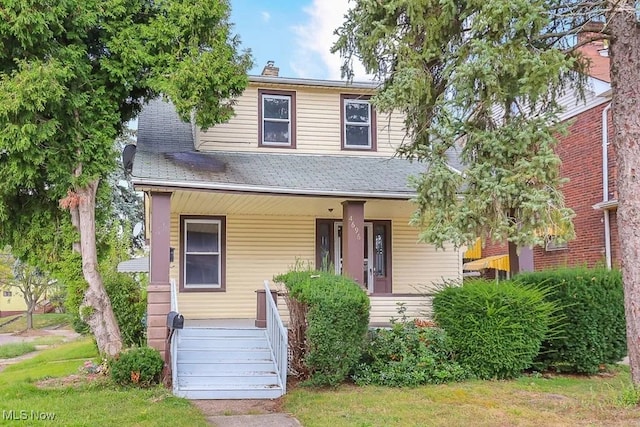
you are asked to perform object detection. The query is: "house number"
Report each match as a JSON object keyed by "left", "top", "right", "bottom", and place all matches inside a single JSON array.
[{"left": 348, "top": 216, "right": 362, "bottom": 241}]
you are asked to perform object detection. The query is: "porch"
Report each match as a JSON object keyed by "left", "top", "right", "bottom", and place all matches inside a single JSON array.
[{"left": 168, "top": 281, "right": 433, "bottom": 399}]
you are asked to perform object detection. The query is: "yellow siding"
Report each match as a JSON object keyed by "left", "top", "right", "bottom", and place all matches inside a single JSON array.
[
  {"left": 175, "top": 214, "right": 315, "bottom": 319},
  {"left": 196, "top": 83, "right": 406, "bottom": 157},
  {"left": 170, "top": 193, "right": 461, "bottom": 319},
  {"left": 0, "top": 290, "right": 27, "bottom": 313},
  {"left": 369, "top": 295, "right": 433, "bottom": 324},
  {"left": 392, "top": 220, "right": 462, "bottom": 293}
]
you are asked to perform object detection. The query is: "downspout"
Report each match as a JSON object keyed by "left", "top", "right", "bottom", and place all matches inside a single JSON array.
[{"left": 602, "top": 103, "right": 612, "bottom": 269}]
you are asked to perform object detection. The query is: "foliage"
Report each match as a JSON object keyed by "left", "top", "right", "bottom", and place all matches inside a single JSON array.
[
  {"left": 516, "top": 268, "right": 626, "bottom": 374},
  {"left": 0, "top": 342, "right": 36, "bottom": 359},
  {"left": 332, "top": 0, "right": 589, "bottom": 251},
  {"left": 275, "top": 268, "right": 370, "bottom": 386},
  {"left": 433, "top": 279, "right": 555, "bottom": 379},
  {"left": 352, "top": 314, "right": 471, "bottom": 386},
  {"left": 0, "top": 0, "right": 252, "bottom": 354},
  {"left": 103, "top": 270, "right": 147, "bottom": 348},
  {"left": 0, "top": 248, "right": 59, "bottom": 329},
  {"left": 110, "top": 347, "right": 163, "bottom": 387},
  {"left": 66, "top": 249, "right": 147, "bottom": 347}
]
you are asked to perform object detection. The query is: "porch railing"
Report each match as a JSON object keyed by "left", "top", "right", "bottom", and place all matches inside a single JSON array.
[
  {"left": 170, "top": 278, "right": 179, "bottom": 393},
  {"left": 264, "top": 280, "right": 288, "bottom": 394}
]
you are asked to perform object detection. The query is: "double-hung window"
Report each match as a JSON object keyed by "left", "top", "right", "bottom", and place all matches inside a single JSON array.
[
  {"left": 341, "top": 95, "right": 376, "bottom": 150},
  {"left": 259, "top": 89, "right": 296, "bottom": 148},
  {"left": 181, "top": 217, "right": 225, "bottom": 291}
]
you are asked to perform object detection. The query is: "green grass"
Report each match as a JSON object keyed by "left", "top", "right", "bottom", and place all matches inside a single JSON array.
[
  {"left": 0, "top": 313, "right": 70, "bottom": 333},
  {"left": 32, "top": 335, "right": 67, "bottom": 346},
  {"left": 284, "top": 370, "right": 640, "bottom": 427},
  {"left": 0, "top": 342, "right": 36, "bottom": 358},
  {"left": 0, "top": 338, "right": 209, "bottom": 426}
]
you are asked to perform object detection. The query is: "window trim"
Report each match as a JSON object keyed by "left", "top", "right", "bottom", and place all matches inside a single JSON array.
[
  {"left": 340, "top": 94, "right": 377, "bottom": 151},
  {"left": 179, "top": 215, "right": 226, "bottom": 292},
  {"left": 258, "top": 89, "right": 297, "bottom": 148}
]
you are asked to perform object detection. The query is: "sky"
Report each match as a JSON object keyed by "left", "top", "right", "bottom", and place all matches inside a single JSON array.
[{"left": 230, "top": 0, "right": 368, "bottom": 81}]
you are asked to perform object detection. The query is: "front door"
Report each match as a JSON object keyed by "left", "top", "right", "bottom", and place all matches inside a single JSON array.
[{"left": 316, "top": 219, "right": 392, "bottom": 294}]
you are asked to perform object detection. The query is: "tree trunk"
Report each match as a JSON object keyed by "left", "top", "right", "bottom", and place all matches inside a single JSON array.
[
  {"left": 75, "top": 180, "right": 123, "bottom": 356},
  {"left": 26, "top": 305, "right": 34, "bottom": 330},
  {"left": 507, "top": 209, "right": 520, "bottom": 277},
  {"left": 608, "top": 1, "right": 640, "bottom": 386},
  {"left": 508, "top": 241, "right": 519, "bottom": 277}
]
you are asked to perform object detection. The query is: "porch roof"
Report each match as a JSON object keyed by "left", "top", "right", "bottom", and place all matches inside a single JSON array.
[
  {"left": 132, "top": 150, "right": 425, "bottom": 198},
  {"left": 132, "top": 99, "right": 427, "bottom": 199}
]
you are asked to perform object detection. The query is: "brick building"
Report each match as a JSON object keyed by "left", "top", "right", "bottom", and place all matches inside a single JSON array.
[{"left": 465, "top": 37, "right": 617, "bottom": 275}]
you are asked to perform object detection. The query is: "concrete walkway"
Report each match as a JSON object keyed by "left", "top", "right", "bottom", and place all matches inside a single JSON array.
[
  {"left": 192, "top": 399, "right": 302, "bottom": 427},
  {"left": 206, "top": 413, "right": 301, "bottom": 427}
]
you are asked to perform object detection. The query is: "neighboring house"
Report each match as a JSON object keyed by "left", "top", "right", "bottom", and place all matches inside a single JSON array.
[
  {"left": 465, "top": 33, "right": 617, "bottom": 276},
  {"left": 131, "top": 63, "right": 462, "bottom": 398},
  {"left": 0, "top": 289, "right": 27, "bottom": 318}
]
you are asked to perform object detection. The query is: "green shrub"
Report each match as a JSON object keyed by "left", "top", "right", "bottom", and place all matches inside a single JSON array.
[
  {"left": 110, "top": 347, "right": 163, "bottom": 386},
  {"left": 103, "top": 270, "right": 147, "bottom": 347},
  {"left": 276, "top": 269, "right": 370, "bottom": 386},
  {"left": 516, "top": 268, "right": 626, "bottom": 374},
  {"left": 352, "top": 319, "right": 471, "bottom": 387},
  {"left": 433, "top": 279, "right": 555, "bottom": 380},
  {"left": 65, "top": 266, "right": 146, "bottom": 348}
]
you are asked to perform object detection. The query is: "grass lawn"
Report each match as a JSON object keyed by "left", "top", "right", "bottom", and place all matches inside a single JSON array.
[
  {"left": 284, "top": 371, "right": 640, "bottom": 427},
  {"left": 0, "top": 342, "right": 36, "bottom": 359},
  {"left": 0, "top": 313, "right": 70, "bottom": 333},
  {"left": 0, "top": 338, "right": 209, "bottom": 427}
]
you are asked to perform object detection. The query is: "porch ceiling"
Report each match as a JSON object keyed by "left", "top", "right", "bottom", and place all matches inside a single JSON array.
[{"left": 170, "top": 190, "right": 416, "bottom": 218}]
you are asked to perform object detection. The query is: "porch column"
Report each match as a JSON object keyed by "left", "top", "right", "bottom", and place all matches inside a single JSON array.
[
  {"left": 147, "top": 192, "right": 172, "bottom": 358},
  {"left": 342, "top": 200, "right": 366, "bottom": 286}
]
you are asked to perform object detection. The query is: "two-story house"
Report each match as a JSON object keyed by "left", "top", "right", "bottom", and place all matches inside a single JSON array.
[{"left": 131, "top": 64, "right": 462, "bottom": 398}]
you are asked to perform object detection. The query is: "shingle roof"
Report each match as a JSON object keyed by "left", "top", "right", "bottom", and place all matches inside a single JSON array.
[
  {"left": 132, "top": 99, "right": 429, "bottom": 199},
  {"left": 133, "top": 149, "right": 425, "bottom": 198},
  {"left": 137, "top": 99, "right": 194, "bottom": 153}
]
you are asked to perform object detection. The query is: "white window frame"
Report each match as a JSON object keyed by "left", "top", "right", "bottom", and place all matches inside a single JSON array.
[
  {"left": 343, "top": 99, "right": 372, "bottom": 149},
  {"left": 183, "top": 218, "right": 222, "bottom": 289},
  {"left": 261, "top": 94, "right": 292, "bottom": 146}
]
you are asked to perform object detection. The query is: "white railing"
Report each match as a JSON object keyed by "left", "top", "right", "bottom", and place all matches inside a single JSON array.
[
  {"left": 170, "top": 279, "right": 179, "bottom": 393},
  {"left": 170, "top": 278, "right": 179, "bottom": 312},
  {"left": 264, "top": 280, "right": 288, "bottom": 394}
]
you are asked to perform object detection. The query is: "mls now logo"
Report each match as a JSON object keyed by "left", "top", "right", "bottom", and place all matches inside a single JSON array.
[{"left": 3, "top": 410, "right": 56, "bottom": 421}]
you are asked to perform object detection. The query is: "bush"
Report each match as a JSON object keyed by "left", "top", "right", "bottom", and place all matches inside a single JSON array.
[
  {"left": 65, "top": 266, "right": 146, "bottom": 348},
  {"left": 516, "top": 268, "right": 626, "bottom": 374},
  {"left": 352, "top": 317, "right": 471, "bottom": 387},
  {"left": 275, "top": 269, "right": 370, "bottom": 386},
  {"left": 433, "top": 279, "right": 555, "bottom": 380},
  {"left": 103, "top": 270, "right": 147, "bottom": 347},
  {"left": 110, "top": 347, "right": 163, "bottom": 386}
]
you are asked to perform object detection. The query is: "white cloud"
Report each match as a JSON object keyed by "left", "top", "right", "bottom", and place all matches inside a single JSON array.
[
  {"left": 261, "top": 11, "right": 271, "bottom": 23},
  {"left": 291, "top": 0, "right": 370, "bottom": 81}
]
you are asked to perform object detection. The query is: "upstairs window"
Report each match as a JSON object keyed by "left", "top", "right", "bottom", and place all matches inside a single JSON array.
[
  {"left": 341, "top": 95, "right": 376, "bottom": 151},
  {"left": 259, "top": 89, "right": 296, "bottom": 148}
]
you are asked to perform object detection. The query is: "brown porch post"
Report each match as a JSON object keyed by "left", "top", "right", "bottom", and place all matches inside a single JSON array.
[
  {"left": 147, "top": 192, "right": 172, "bottom": 359},
  {"left": 342, "top": 200, "right": 365, "bottom": 286}
]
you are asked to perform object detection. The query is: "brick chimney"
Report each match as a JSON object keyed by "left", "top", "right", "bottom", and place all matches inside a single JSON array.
[
  {"left": 576, "top": 21, "right": 610, "bottom": 82},
  {"left": 261, "top": 60, "right": 279, "bottom": 77}
]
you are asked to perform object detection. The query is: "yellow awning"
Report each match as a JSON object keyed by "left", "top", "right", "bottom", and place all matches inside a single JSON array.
[
  {"left": 463, "top": 254, "right": 510, "bottom": 272},
  {"left": 463, "top": 238, "right": 482, "bottom": 259}
]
